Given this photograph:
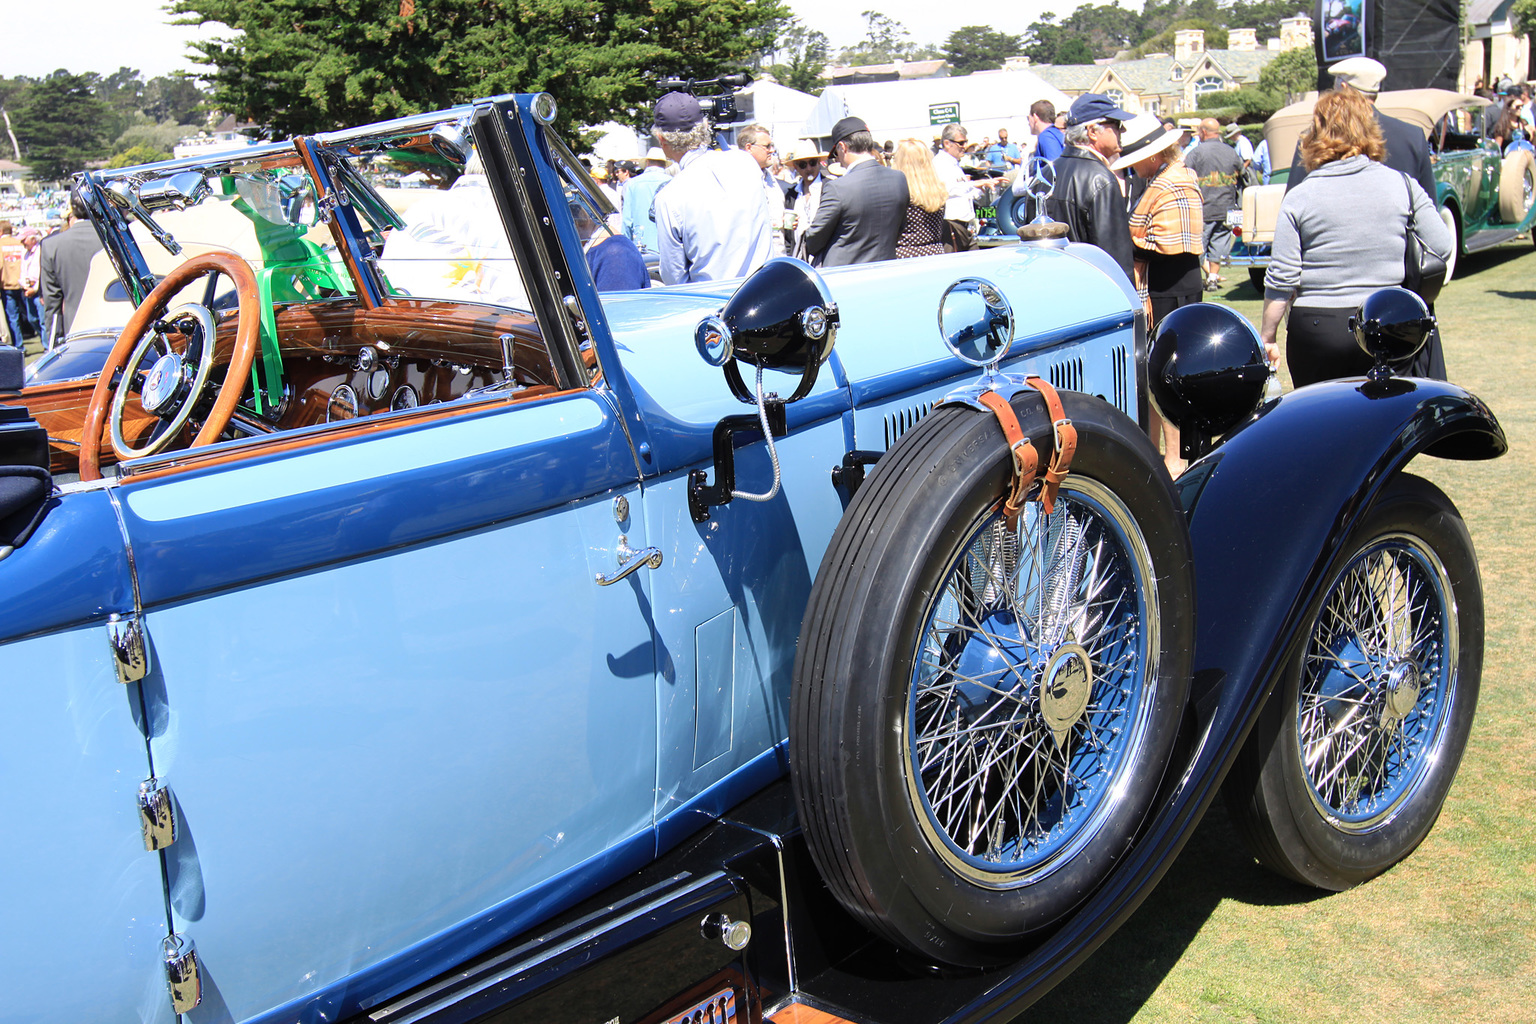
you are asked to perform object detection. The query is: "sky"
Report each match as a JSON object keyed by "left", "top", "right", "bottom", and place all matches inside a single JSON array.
[{"left": 4, "top": 0, "right": 1067, "bottom": 80}]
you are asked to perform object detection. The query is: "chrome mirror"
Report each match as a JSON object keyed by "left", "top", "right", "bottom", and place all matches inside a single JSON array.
[
  {"left": 430, "top": 119, "right": 472, "bottom": 165},
  {"left": 939, "top": 278, "right": 1013, "bottom": 373},
  {"left": 139, "top": 172, "right": 210, "bottom": 213},
  {"left": 103, "top": 179, "right": 182, "bottom": 255}
]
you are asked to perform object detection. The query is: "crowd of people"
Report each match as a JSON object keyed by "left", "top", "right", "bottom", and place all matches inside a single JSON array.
[
  {"left": 593, "top": 55, "right": 1462, "bottom": 475},
  {"left": 1, "top": 194, "right": 102, "bottom": 352}
]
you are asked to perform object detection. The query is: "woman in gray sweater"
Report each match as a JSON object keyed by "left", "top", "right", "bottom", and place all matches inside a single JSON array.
[{"left": 1260, "top": 88, "right": 1451, "bottom": 386}]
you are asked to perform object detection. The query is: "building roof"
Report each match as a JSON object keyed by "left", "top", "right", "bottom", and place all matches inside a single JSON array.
[
  {"left": 1035, "top": 47, "right": 1278, "bottom": 95},
  {"left": 1466, "top": 0, "right": 1512, "bottom": 25},
  {"left": 0, "top": 159, "right": 29, "bottom": 175}
]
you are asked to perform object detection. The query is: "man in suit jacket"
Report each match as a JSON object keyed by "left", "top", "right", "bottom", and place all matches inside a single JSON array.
[
  {"left": 1286, "top": 57, "right": 1434, "bottom": 200},
  {"left": 38, "top": 193, "right": 104, "bottom": 347},
  {"left": 803, "top": 117, "right": 909, "bottom": 267}
]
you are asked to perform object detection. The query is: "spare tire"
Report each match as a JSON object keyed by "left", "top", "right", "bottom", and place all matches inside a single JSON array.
[
  {"left": 1497, "top": 148, "right": 1535, "bottom": 225},
  {"left": 992, "top": 189, "right": 1031, "bottom": 237},
  {"left": 790, "top": 390, "right": 1194, "bottom": 967}
]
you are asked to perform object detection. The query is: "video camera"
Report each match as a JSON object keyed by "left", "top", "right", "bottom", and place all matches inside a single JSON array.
[{"left": 658, "top": 74, "right": 753, "bottom": 130}]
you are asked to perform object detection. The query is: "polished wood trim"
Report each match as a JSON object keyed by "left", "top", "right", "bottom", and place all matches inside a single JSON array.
[{"left": 767, "top": 1002, "right": 860, "bottom": 1024}]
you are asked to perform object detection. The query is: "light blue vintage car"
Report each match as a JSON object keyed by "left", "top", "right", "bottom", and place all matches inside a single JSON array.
[{"left": 0, "top": 93, "right": 1504, "bottom": 1024}]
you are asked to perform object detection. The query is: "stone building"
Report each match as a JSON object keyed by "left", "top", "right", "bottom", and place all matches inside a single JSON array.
[
  {"left": 1462, "top": 0, "right": 1531, "bottom": 89},
  {"left": 1034, "top": 25, "right": 1307, "bottom": 118}
]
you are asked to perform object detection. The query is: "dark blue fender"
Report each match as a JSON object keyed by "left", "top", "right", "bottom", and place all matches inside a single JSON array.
[{"left": 948, "top": 376, "right": 1504, "bottom": 1022}]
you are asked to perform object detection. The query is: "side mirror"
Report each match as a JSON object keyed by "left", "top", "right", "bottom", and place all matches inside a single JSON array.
[
  {"left": 139, "top": 172, "right": 211, "bottom": 213},
  {"left": 693, "top": 256, "right": 838, "bottom": 404},
  {"left": 1147, "top": 302, "right": 1268, "bottom": 460}
]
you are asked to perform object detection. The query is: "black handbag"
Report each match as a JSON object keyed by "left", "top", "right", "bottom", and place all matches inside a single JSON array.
[{"left": 1401, "top": 172, "right": 1447, "bottom": 305}]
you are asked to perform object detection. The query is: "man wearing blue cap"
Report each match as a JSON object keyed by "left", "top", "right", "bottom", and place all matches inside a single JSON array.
[
  {"left": 1046, "top": 93, "right": 1135, "bottom": 280},
  {"left": 650, "top": 92, "right": 772, "bottom": 285}
]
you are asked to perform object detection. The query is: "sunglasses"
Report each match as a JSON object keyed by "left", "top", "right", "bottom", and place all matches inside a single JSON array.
[{"left": 792, "top": 160, "right": 818, "bottom": 169}]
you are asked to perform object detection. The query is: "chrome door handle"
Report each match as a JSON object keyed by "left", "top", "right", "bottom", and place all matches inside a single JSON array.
[{"left": 595, "top": 535, "right": 663, "bottom": 586}]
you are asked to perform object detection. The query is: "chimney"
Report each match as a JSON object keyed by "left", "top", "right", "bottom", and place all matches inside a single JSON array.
[
  {"left": 1174, "top": 29, "right": 1205, "bottom": 63},
  {"left": 1279, "top": 16, "right": 1314, "bottom": 52},
  {"left": 1228, "top": 28, "right": 1258, "bottom": 51}
]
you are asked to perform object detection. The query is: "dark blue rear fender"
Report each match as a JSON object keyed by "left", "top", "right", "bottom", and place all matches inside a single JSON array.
[
  {"left": 948, "top": 379, "right": 1504, "bottom": 1022},
  {"left": 1180, "top": 376, "right": 1504, "bottom": 738}
]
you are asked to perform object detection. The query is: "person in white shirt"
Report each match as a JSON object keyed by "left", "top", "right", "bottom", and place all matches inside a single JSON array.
[
  {"left": 931, "top": 122, "right": 1003, "bottom": 251},
  {"left": 738, "top": 124, "right": 788, "bottom": 256},
  {"left": 651, "top": 92, "right": 772, "bottom": 285},
  {"left": 781, "top": 139, "right": 827, "bottom": 261}
]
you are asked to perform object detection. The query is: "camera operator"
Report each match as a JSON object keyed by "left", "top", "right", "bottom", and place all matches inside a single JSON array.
[{"left": 651, "top": 92, "right": 772, "bottom": 285}]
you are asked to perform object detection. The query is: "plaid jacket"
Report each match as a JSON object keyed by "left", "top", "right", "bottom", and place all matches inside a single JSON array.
[{"left": 1128, "top": 162, "right": 1204, "bottom": 300}]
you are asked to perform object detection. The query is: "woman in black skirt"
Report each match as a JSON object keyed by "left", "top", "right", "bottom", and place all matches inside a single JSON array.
[{"left": 1260, "top": 88, "right": 1451, "bottom": 386}]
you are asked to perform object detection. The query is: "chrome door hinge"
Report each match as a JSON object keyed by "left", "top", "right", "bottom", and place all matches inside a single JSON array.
[
  {"left": 163, "top": 934, "right": 202, "bottom": 1013},
  {"left": 107, "top": 613, "right": 150, "bottom": 684},
  {"left": 138, "top": 778, "right": 177, "bottom": 851}
]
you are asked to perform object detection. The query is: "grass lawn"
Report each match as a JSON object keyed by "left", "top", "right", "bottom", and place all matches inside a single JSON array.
[{"left": 1026, "top": 240, "right": 1536, "bottom": 1023}]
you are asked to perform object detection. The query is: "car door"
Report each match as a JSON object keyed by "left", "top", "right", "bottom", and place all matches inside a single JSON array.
[
  {"left": 109, "top": 390, "right": 658, "bottom": 1023},
  {"left": 0, "top": 486, "right": 176, "bottom": 1024}
]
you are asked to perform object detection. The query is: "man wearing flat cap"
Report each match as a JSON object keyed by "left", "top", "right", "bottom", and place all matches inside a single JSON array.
[
  {"left": 803, "top": 116, "right": 910, "bottom": 266},
  {"left": 1287, "top": 57, "right": 1434, "bottom": 201},
  {"left": 1046, "top": 93, "right": 1136, "bottom": 279},
  {"left": 650, "top": 92, "right": 772, "bottom": 285}
]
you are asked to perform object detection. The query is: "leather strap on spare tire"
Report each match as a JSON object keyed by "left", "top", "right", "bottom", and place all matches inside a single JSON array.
[
  {"left": 976, "top": 376, "right": 1077, "bottom": 522},
  {"left": 976, "top": 390, "right": 1038, "bottom": 525}
]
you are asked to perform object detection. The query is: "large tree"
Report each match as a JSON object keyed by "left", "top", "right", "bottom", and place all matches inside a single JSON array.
[
  {"left": 836, "top": 11, "right": 937, "bottom": 65},
  {"left": 171, "top": 0, "right": 787, "bottom": 136},
  {"left": 12, "top": 72, "right": 111, "bottom": 179},
  {"left": 943, "top": 26, "right": 1022, "bottom": 75},
  {"left": 764, "top": 16, "right": 830, "bottom": 92}
]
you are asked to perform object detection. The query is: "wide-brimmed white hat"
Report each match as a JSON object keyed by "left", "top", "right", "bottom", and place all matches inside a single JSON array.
[
  {"left": 1110, "top": 114, "right": 1184, "bottom": 171},
  {"left": 782, "top": 138, "right": 827, "bottom": 163}
]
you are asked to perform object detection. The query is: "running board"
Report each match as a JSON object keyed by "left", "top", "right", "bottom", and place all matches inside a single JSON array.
[{"left": 1462, "top": 228, "right": 1522, "bottom": 252}]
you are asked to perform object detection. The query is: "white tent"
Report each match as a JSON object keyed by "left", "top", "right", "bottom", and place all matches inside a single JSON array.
[
  {"left": 735, "top": 79, "right": 821, "bottom": 150},
  {"left": 803, "top": 69, "right": 1071, "bottom": 149}
]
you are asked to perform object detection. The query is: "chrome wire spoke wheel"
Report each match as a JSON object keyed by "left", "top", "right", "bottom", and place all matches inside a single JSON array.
[
  {"left": 1297, "top": 534, "right": 1458, "bottom": 832},
  {"left": 905, "top": 477, "right": 1157, "bottom": 886}
]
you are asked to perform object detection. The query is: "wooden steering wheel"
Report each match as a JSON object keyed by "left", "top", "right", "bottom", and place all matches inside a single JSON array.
[{"left": 81, "top": 252, "right": 262, "bottom": 481}]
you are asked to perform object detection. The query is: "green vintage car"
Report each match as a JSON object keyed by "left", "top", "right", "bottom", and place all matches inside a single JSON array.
[{"left": 1432, "top": 98, "right": 1536, "bottom": 278}]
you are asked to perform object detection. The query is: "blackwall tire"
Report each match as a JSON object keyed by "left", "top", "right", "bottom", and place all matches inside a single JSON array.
[
  {"left": 1223, "top": 474, "right": 1482, "bottom": 890},
  {"left": 790, "top": 392, "right": 1194, "bottom": 966}
]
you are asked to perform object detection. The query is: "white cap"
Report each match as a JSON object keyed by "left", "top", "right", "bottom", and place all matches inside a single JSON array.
[
  {"left": 1329, "top": 56, "right": 1387, "bottom": 95},
  {"left": 644, "top": 146, "right": 667, "bottom": 163}
]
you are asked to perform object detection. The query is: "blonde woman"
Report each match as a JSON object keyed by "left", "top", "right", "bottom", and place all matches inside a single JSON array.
[
  {"left": 1111, "top": 114, "right": 1204, "bottom": 475},
  {"left": 891, "top": 139, "right": 949, "bottom": 258}
]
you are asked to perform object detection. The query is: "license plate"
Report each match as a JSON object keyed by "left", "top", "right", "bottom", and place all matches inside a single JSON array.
[
  {"left": 1225, "top": 210, "right": 1243, "bottom": 227},
  {"left": 665, "top": 988, "right": 736, "bottom": 1024}
]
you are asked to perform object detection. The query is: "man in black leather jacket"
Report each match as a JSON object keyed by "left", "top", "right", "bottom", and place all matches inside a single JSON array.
[{"left": 1046, "top": 93, "right": 1136, "bottom": 281}]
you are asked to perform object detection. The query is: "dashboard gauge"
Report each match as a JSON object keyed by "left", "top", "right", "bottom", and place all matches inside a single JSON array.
[
  {"left": 367, "top": 367, "right": 391, "bottom": 401},
  {"left": 327, "top": 384, "right": 359, "bottom": 422},
  {"left": 391, "top": 384, "right": 420, "bottom": 411}
]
